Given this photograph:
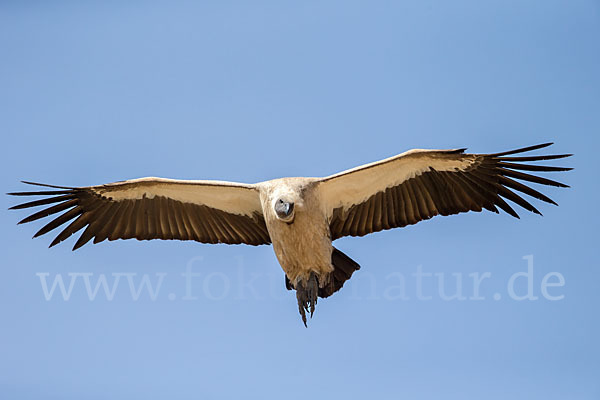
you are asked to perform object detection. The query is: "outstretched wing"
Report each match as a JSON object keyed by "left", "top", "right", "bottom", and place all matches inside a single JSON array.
[
  {"left": 9, "top": 177, "right": 271, "bottom": 249},
  {"left": 317, "top": 143, "right": 571, "bottom": 240}
]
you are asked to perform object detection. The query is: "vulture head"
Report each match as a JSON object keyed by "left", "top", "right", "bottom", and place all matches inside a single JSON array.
[{"left": 274, "top": 198, "right": 295, "bottom": 222}]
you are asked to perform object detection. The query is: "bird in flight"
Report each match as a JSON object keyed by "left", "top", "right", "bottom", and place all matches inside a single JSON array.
[{"left": 9, "top": 143, "right": 571, "bottom": 325}]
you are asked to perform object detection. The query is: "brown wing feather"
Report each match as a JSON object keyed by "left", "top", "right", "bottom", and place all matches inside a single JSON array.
[
  {"left": 9, "top": 182, "right": 271, "bottom": 249},
  {"left": 328, "top": 143, "right": 571, "bottom": 240}
]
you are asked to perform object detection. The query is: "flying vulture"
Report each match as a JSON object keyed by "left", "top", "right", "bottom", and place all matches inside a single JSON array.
[{"left": 9, "top": 143, "right": 571, "bottom": 325}]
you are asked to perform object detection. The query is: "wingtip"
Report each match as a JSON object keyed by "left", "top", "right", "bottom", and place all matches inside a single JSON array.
[
  {"left": 20, "top": 181, "right": 74, "bottom": 189},
  {"left": 491, "top": 142, "right": 557, "bottom": 157},
  {"left": 506, "top": 210, "right": 520, "bottom": 219},
  {"left": 536, "top": 142, "right": 554, "bottom": 149}
]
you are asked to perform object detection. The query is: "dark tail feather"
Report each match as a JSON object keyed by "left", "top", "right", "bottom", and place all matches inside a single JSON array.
[
  {"left": 283, "top": 248, "right": 361, "bottom": 298},
  {"left": 319, "top": 248, "right": 361, "bottom": 298}
]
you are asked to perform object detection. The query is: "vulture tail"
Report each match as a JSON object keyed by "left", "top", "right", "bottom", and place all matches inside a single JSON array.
[
  {"left": 319, "top": 248, "right": 361, "bottom": 298},
  {"left": 283, "top": 247, "right": 361, "bottom": 299}
]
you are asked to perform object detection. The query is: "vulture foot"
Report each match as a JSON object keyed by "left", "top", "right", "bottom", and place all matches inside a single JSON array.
[{"left": 295, "top": 272, "right": 319, "bottom": 327}]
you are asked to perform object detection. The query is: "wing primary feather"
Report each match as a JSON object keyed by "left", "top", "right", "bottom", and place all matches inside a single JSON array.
[
  {"left": 92, "top": 203, "right": 120, "bottom": 244},
  {"left": 459, "top": 172, "right": 512, "bottom": 216},
  {"left": 9, "top": 194, "right": 76, "bottom": 210},
  {"left": 469, "top": 168, "right": 500, "bottom": 187},
  {"left": 497, "top": 162, "right": 572, "bottom": 172},
  {"left": 498, "top": 168, "right": 569, "bottom": 188},
  {"left": 451, "top": 174, "right": 484, "bottom": 212},
  {"left": 498, "top": 176, "right": 557, "bottom": 205},
  {"left": 8, "top": 190, "right": 74, "bottom": 196},
  {"left": 110, "top": 200, "right": 133, "bottom": 240},
  {"left": 426, "top": 170, "right": 452, "bottom": 215},
  {"left": 18, "top": 199, "right": 78, "bottom": 224},
  {"left": 101, "top": 202, "right": 128, "bottom": 242},
  {"left": 72, "top": 225, "right": 95, "bottom": 251},
  {"left": 490, "top": 143, "right": 553, "bottom": 157},
  {"left": 439, "top": 172, "right": 470, "bottom": 212},
  {"left": 490, "top": 193, "right": 519, "bottom": 218},
  {"left": 34, "top": 207, "right": 82, "bottom": 238},
  {"left": 442, "top": 172, "right": 469, "bottom": 211},
  {"left": 72, "top": 227, "right": 93, "bottom": 250},
  {"left": 442, "top": 172, "right": 476, "bottom": 211},
  {"left": 105, "top": 201, "right": 128, "bottom": 241},
  {"left": 495, "top": 154, "right": 572, "bottom": 162},
  {"left": 20, "top": 181, "right": 75, "bottom": 189},
  {"left": 496, "top": 186, "right": 542, "bottom": 215},
  {"left": 71, "top": 205, "right": 113, "bottom": 250},
  {"left": 466, "top": 169, "right": 522, "bottom": 217},
  {"left": 50, "top": 213, "right": 91, "bottom": 248}
]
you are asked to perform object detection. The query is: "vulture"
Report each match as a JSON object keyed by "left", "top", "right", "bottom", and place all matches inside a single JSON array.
[{"left": 9, "top": 143, "right": 571, "bottom": 325}]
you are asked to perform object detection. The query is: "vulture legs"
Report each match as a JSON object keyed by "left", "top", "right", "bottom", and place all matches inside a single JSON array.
[{"left": 295, "top": 272, "right": 319, "bottom": 327}]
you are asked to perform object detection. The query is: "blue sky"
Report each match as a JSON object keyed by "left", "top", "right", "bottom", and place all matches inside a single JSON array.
[{"left": 1, "top": 1, "right": 598, "bottom": 399}]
